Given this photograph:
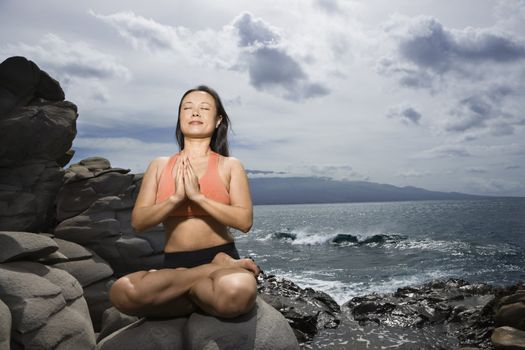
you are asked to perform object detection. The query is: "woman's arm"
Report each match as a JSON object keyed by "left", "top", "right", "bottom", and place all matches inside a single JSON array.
[
  {"left": 131, "top": 157, "right": 185, "bottom": 233},
  {"left": 183, "top": 156, "right": 253, "bottom": 233}
]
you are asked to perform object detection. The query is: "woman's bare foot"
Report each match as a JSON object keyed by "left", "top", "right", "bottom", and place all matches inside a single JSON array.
[{"left": 212, "top": 252, "right": 260, "bottom": 276}]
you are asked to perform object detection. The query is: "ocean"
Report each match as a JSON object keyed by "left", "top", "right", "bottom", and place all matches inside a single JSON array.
[{"left": 234, "top": 198, "right": 525, "bottom": 305}]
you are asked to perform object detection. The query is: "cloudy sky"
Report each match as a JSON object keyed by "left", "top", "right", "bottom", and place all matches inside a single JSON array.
[{"left": 2, "top": 0, "right": 524, "bottom": 196}]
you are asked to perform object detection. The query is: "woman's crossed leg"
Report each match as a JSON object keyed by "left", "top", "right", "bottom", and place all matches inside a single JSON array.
[{"left": 109, "top": 252, "right": 259, "bottom": 318}]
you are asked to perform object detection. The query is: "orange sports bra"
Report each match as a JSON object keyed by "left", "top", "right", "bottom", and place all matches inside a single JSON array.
[{"left": 155, "top": 151, "right": 230, "bottom": 217}]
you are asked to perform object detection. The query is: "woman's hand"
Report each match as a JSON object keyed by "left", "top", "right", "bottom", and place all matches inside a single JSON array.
[
  {"left": 169, "top": 156, "right": 186, "bottom": 203},
  {"left": 182, "top": 156, "right": 204, "bottom": 201}
]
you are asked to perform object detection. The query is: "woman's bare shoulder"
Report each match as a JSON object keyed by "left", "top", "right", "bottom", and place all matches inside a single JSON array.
[
  {"left": 143, "top": 156, "right": 172, "bottom": 180},
  {"left": 220, "top": 155, "right": 245, "bottom": 171}
]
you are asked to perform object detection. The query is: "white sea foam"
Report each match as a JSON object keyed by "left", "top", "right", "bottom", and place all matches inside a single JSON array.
[{"left": 269, "top": 268, "right": 460, "bottom": 305}]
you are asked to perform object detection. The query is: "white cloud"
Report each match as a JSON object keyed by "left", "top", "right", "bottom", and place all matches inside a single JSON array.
[
  {"left": 1, "top": 33, "right": 130, "bottom": 81},
  {"left": 71, "top": 137, "right": 175, "bottom": 172},
  {"left": 386, "top": 103, "right": 422, "bottom": 125},
  {"left": 395, "top": 170, "right": 430, "bottom": 178},
  {"left": 414, "top": 144, "right": 471, "bottom": 159}
]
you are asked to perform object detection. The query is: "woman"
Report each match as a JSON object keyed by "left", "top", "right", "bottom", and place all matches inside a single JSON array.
[{"left": 109, "top": 85, "right": 260, "bottom": 319}]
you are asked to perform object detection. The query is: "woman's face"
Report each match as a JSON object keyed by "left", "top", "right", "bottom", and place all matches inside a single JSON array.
[{"left": 179, "top": 91, "right": 222, "bottom": 139}]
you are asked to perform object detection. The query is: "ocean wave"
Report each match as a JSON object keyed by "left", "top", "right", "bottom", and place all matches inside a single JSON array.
[
  {"left": 255, "top": 229, "right": 522, "bottom": 259},
  {"left": 258, "top": 230, "right": 407, "bottom": 246},
  {"left": 270, "top": 268, "right": 458, "bottom": 304}
]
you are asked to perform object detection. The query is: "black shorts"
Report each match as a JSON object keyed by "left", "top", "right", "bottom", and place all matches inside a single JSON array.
[{"left": 163, "top": 242, "right": 240, "bottom": 269}]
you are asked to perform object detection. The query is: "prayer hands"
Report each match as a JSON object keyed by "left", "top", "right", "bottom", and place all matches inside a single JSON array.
[
  {"left": 181, "top": 156, "right": 202, "bottom": 201},
  {"left": 172, "top": 156, "right": 186, "bottom": 201},
  {"left": 171, "top": 154, "right": 204, "bottom": 203}
]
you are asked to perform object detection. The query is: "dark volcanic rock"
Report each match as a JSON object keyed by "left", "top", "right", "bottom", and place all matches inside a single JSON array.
[
  {"left": 256, "top": 273, "right": 341, "bottom": 342},
  {"left": 0, "top": 56, "right": 76, "bottom": 233},
  {"left": 0, "top": 56, "right": 64, "bottom": 115},
  {"left": 302, "top": 278, "right": 522, "bottom": 350},
  {"left": 491, "top": 326, "right": 525, "bottom": 349}
]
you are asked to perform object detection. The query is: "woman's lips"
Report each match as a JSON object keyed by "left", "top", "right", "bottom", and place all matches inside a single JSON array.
[{"left": 189, "top": 121, "right": 203, "bottom": 125}]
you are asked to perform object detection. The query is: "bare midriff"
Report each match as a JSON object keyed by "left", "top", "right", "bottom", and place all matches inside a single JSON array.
[{"left": 162, "top": 215, "right": 234, "bottom": 253}]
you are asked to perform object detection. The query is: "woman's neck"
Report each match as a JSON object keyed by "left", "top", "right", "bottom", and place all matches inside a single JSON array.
[{"left": 182, "top": 138, "right": 211, "bottom": 158}]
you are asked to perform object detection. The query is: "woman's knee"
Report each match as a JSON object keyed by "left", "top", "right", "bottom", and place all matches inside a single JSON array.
[
  {"left": 212, "top": 270, "right": 257, "bottom": 317},
  {"left": 109, "top": 273, "right": 152, "bottom": 313}
]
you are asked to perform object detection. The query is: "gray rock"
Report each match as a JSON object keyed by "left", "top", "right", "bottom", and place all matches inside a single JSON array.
[
  {"left": 53, "top": 253, "right": 114, "bottom": 288},
  {"left": 54, "top": 215, "right": 121, "bottom": 245},
  {"left": 56, "top": 162, "right": 132, "bottom": 221},
  {"left": 0, "top": 262, "right": 65, "bottom": 333},
  {"left": 0, "top": 102, "right": 77, "bottom": 166},
  {"left": 115, "top": 236, "right": 155, "bottom": 257},
  {"left": 0, "top": 261, "right": 96, "bottom": 349},
  {"left": 84, "top": 278, "right": 115, "bottom": 332},
  {"left": 53, "top": 237, "right": 94, "bottom": 260},
  {"left": 38, "top": 250, "right": 69, "bottom": 264},
  {"left": 18, "top": 297, "right": 96, "bottom": 350},
  {"left": 499, "top": 292, "right": 525, "bottom": 307},
  {"left": 491, "top": 326, "right": 525, "bottom": 349},
  {"left": 496, "top": 302, "right": 525, "bottom": 331},
  {"left": 0, "top": 56, "right": 64, "bottom": 115},
  {"left": 97, "top": 297, "right": 299, "bottom": 350},
  {"left": 97, "top": 306, "right": 139, "bottom": 342},
  {"left": 186, "top": 296, "right": 299, "bottom": 350},
  {"left": 0, "top": 231, "right": 58, "bottom": 263},
  {"left": 97, "top": 317, "right": 186, "bottom": 350},
  {"left": 0, "top": 153, "right": 69, "bottom": 232},
  {"left": 0, "top": 298, "right": 11, "bottom": 350}
]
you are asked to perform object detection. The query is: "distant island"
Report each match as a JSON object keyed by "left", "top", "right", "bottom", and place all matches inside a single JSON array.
[{"left": 248, "top": 176, "right": 492, "bottom": 205}]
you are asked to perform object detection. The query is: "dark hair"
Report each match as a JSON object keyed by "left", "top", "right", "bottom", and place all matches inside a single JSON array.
[{"left": 175, "top": 85, "right": 231, "bottom": 157}]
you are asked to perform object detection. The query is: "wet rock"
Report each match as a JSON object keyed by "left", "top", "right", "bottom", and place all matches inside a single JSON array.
[
  {"left": 257, "top": 273, "right": 341, "bottom": 342},
  {"left": 306, "top": 278, "right": 500, "bottom": 349},
  {"left": 491, "top": 326, "right": 525, "bottom": 349},
  {"left": 496, "top": 303, "right": 525, "bottom": 331}
]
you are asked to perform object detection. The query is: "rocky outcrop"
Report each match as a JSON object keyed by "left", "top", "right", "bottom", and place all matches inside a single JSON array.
[
  {"left": 0, "top": 298, "right": 11, "bottom": 350},
  {"left": 53, "top": 157, "right": 165, "bottom": 276},
  {"left": 492, "top": 282, "right": 525, "bottom": 349},
  {"left": 0, "top": 56, "right": 64, "bottom": 115},
  {"left": 97, "top": 297, "right": 299, "bottom": 350},
  {"left": 0, "top": 231, "right": 97, "bottom": 349},
  {"left": 0, "top": 231, "right": 114, "bottom": 346},
  {"left": 0, "top": 56, "right": 77, "bottom": 233},
  {"left": 257, "top": 273, "right": 341, "bottom": 342}
]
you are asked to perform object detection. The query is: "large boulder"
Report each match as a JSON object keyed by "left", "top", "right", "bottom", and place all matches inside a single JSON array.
[
  {"left": 492, "top": 326, "right": 525, "bottom": 349},
  {"left": 0, "top": 230, "right": 58, "bottom": 262},
  {"left": 54, "top": 158, "right": 164, "bottom": 276},
  {"left": 0, "top": 298, "right": 11, "bottom": 350},
  {"left": 0, "top": 230, "right": 114, "bottom": 333},
  {"left": 96, "top": 297, "right": 299, "bottom": 350},
  {"left": 0, "top": 56, "right": 64, "bottom": 115},
  {"left": 0, "top": 56, "right": 76, "bottom": 232},
  {"left": 0, "top": 261, "right": 96, "bottom": 349}
]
